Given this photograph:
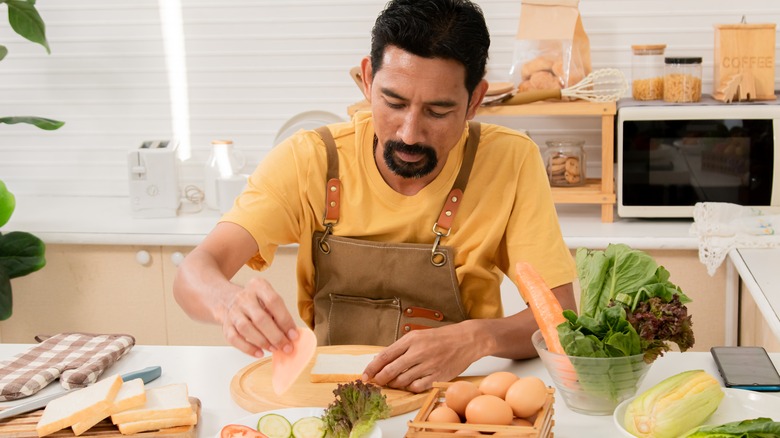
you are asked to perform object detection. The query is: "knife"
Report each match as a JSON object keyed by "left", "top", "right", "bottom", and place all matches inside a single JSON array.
[{"left": 0, "top": 365, "right": 162, "bottom": 420}]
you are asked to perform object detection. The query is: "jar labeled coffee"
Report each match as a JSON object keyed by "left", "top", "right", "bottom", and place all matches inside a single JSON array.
[
  {"left": 545, "top": 139, "right": 585, "bottom": 187},
  {"left": 631, "top": 44, "right": 666, "bottom": 100},
  {"left": 663, "top": 57, "right": 702, "bottom": 103}
]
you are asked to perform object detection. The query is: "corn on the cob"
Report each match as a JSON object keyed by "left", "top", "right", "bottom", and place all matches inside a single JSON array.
[{"left": 624, "top": 369, "right": 724, "bottom": 438}]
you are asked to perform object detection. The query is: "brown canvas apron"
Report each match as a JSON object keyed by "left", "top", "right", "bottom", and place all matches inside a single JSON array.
[{"left": 311, "top": 122, "right": 480, "bottom": 346}]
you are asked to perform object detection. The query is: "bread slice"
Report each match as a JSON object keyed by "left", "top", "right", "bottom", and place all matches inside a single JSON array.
[
  {"left": 110, "top": 383, "right": 191, "bottom": 424},
  {"left": 36, "top": 374, "right": 123, "bottom": 437},
  {"left": 116, "top": 411, "right": 198, "bottom": 435},
  {"left": 70, "top": 378, "right": 147, "bottom": 436},
  {"left": 309, "top": 353, "right": 376, "bottom": 383}
]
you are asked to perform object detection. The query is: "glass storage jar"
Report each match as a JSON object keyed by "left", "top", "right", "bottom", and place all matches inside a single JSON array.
[
  {"left": 545, "top": 139, "right": 585, "bottom": 187},
  {"left": 663, "top": 57, "right": 702, "bottom": 103},
  {"left": 631, "top": 44, "right": 666, "bottom": 100},
  {"left": 204, "top": 139, "right": 245, "bottom": 210}
]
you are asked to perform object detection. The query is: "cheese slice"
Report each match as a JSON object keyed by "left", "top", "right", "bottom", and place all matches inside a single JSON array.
[
  {"left": 36, "top": 374, "right": 123, "bottom": 437},
  {"left": 71, "top": 378, "right": 146, "bottom": 436},
  {"left": 116, "top": 411, "right": 198, "bottom": 435},
  {"left": 110, "top": 383, "right": 192, "bottom": 424},
  {"left": 309, "top": 353, "right": 376, "bottom": 383}
]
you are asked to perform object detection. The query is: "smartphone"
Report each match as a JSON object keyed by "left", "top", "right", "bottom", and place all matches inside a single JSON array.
[{"left": 711, "top": 346, "right": 780, "bottom": 392}]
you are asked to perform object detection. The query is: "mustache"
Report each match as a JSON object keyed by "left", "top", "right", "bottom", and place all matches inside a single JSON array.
[{"left": 385, "top": 140, "right": 435, "bottom": 155}]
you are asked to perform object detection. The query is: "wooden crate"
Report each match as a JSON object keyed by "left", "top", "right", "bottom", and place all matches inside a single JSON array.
[
  {"left": 406, "top": 382, "right": 555, "bottom": 437},
  {"left": 713, "top": 23, "right": 776, "bottom": 101}
]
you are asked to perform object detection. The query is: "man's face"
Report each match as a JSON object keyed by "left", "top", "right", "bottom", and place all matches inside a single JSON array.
[{"left": 364, "top": 46, "right": 484, "bottom": 186}]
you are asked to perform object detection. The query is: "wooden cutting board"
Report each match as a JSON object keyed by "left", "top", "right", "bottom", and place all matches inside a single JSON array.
[
  {"left": 0, "top": 397, "right": 200, "bottom": 438},
  {"left": 231, "top": 345, "right": 482, "bottom": 417}
]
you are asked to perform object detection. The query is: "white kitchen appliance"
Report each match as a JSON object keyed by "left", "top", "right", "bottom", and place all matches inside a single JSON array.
[
  {"left": 617, "top": 98, "right": 780, "bottom": 218},
  {"left": 127, "top": 140, "right": 181, "bottom": 218}
]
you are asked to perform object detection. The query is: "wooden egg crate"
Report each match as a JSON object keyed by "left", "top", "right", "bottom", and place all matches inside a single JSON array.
[{"left": 406, "top": 382, "right": 555, "bottom": 437}]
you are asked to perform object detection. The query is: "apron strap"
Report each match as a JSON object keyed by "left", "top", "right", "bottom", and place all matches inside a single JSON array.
[
  {"left": 315, "top": 126, "right": 341, "bottom": 225},
  {"left": 434, "top": 121, "right": 481, "bottom": 232}
]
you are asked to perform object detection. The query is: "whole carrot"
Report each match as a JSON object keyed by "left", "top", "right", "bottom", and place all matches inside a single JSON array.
[{"left": 515, "top": 261, "right": 566, "bottom": 354}]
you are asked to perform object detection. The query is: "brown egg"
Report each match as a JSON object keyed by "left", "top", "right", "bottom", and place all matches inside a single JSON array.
[
  {"left": 478, "top": 371, "right": 519, "bottom": 399},
  {"left": 426, "top": 405, "right": 461, "bottom": 433},
  {"left": 445, "top": 380, "right": 482, "bottom": 417},
  {"left": 504, "top": 376, "right": 548, "bottom": 418},
  {"left": 464, "top": 394, "right": 513, "bottom": 425}
]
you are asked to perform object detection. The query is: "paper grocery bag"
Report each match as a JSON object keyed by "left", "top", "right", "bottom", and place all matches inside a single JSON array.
[{"left": 509, "top": 0, "right": 592, "bottom": 96}]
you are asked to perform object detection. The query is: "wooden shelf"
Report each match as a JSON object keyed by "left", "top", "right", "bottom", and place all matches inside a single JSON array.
[{"left": 347, "top": 99, "right": 617, "bottom": 222}]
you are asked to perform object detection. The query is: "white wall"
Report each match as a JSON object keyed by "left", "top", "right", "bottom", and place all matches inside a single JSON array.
[{"left": 1, "top": 0, "right": 778, "bottom": 199}]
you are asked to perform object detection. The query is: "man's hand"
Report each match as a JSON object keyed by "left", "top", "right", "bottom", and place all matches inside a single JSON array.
[
  {"left": 220, "top": 277, "right": 299, "bottom": 358},
  {"left": 361, "top": 322, "right": 486, "bottom": 393}
]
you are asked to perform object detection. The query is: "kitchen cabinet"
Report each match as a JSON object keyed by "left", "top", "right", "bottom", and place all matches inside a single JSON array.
[
  {"left": 0, "top": 244, "right": 303, "bottom": 345},
  {"left": 2, "top": 244, "right": 727, "bottom": 352},
  {"left": 348, "top": 100, "right": 617, "bottom": 222}
]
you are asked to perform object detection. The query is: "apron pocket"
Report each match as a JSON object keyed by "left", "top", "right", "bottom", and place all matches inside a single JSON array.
[{"left": 327, "top": 294, "right": 401, "bottom": 346}]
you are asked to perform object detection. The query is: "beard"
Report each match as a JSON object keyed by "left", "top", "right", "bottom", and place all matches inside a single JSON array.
[{"left": 382, "top": 139, "right": 438, "bottom": 179}]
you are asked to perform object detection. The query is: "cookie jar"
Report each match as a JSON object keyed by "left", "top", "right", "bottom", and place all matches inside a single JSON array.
[{"left": 545, "top": 139, "right": 586, "bottom": 187}]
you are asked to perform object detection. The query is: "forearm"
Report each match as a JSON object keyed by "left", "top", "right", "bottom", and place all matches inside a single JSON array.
[
  {"left": 469, "top": 283, "right": 577, "bottom": 360},
  {"left": 173, "top": 250, "right": 242, "bottom": 325}
]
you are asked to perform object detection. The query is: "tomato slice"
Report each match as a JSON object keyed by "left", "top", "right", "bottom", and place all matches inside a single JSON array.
[{"left": 220, "top": 424, "right": 269, "bottom": 438}]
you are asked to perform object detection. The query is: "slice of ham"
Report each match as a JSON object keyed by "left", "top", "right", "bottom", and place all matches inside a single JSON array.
[{"left": 271, "top": 326, "right": 317, "bottom": 395}]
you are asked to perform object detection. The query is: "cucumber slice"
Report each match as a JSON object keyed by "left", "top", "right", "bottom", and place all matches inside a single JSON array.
[
  {"left": 292, "top": 416, "right": 325, "bottom": 438},
  {"left": 257, "top": 413, "right": 292, "bottom": 438}
]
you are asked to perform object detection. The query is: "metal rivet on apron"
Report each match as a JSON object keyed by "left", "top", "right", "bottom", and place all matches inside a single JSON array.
[
  {"left": 393, "top": 300, "right": 398, "bottom": 306},
  {"left": 445, "top": 211, "right": 452, "bottom": 217},
  {"left": 434, "top": 312, "right": 441, "bottom": 319},
  {"left": 330, "top": 201, "right": 336, "bottom": 207},
  {"left": 405, "top": 308, "right": 413, "bottom": 315},
  {"left": 403, "top": 325, "right": 411, "bottom": 332},
  {"left": 330, "top": 185, "right": 337, "bottom": 192},
  {"left": 451, "top": 195, "right": 458, "bottom": 203}
]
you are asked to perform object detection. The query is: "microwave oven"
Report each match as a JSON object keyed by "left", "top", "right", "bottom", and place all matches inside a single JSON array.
[{"left": 616, "top": 99, "right": 780, "bottom": 218}]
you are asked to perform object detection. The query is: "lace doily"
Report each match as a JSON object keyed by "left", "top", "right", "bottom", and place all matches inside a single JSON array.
[{"left": 690, "top": 202, "right": 780, "bottom": 276}]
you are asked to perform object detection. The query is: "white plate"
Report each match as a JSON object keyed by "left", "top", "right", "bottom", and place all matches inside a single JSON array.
[
  {"left": 613, "top": 387, "right": 780, "bottom": 437},
  {"left": 217, "top": 407, "right": 382, "bottom": 438}
]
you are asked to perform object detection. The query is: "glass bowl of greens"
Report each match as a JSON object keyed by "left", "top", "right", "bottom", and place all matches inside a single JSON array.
[{"left": 532, "top": 330, "right": 652, "bottom": 416}]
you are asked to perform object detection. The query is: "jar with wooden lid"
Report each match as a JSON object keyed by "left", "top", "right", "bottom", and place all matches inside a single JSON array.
[
  {"left": 631, "top": 44, "right": 666, "bottom": 100},
  {"left": 545, "top": 139, "right": 585, "bottom": 187},
  {"left": 663, "top": 57, "right": 702, "bottom": 103}
]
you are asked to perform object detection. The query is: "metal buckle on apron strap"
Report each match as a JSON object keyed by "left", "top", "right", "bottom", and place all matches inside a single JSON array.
[{"left": 430, "top": 223, "right": 450, "bottom": 267}]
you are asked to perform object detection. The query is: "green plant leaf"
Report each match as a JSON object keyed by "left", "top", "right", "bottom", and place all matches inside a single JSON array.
[
  {"left": 0, "top": 180, "right": 16, "bottom": 228},
  {"left": 0, "top": 231, "right": 46, "bottom": 278},
  {"left": 0, "top": 267, "right": 11, "bottom": 321},
  {"left": 6, "top": 0, "right": 50, "bottom": 53},
  {"left": 0, "top": 116, "right": 64, "bottom": 130},
  {"left": 0, "top": 44, "right": 7, "bottom": 60}
]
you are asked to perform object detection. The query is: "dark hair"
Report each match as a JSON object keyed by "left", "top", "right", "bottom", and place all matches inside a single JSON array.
[{"left": 370, "top": 0, "right": 490, "bottom": 95}]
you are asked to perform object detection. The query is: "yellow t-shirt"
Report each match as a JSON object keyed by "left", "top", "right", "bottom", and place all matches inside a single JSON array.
[{"left": 221, "top": 112, "right": 575, "bottom": 326}]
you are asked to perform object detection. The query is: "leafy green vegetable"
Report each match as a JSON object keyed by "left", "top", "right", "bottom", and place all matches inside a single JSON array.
[
  {"left": 682, "top": 417, "right": 780, "bottom": 437},
  {"left": 576, "top": 244, "right": 690, "bottom": 320},
  {"left": 558, "top": 244, "right": 696, "bottom": 402},
  {"left": 321, "top": 380, "right": 390, "bottom": 438}
]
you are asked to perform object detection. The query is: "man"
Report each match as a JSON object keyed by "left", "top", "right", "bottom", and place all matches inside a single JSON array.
[{"left": 173, "top": 0, "right": 576, "bottom": 393}]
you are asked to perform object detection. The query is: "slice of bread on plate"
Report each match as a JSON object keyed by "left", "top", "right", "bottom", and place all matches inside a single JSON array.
[
  {"left": 36, "top": 374, "right": 123, "bottom": 437},
  {"left": 70, "top": 378, "right": 147, "bottom": 436},
  {"left": 309, "top": 353, "right": 376, "bottom": 383},
  {"left": 110, "top": 383, "right": 192, "bottom": 424},
  {"left": 116, "top": 410, "right": 198, "bottom": 435}
]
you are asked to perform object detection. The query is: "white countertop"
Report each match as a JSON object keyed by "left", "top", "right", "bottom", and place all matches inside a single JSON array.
[
  {"left": 5, "top": 196, "right": 698, "bottom": 249},
  {"left": 0, "top": 344, "right": 776, "bottom": 438},
  {"left": 729, "top": 248, "right": 780, "bottom": 340}
]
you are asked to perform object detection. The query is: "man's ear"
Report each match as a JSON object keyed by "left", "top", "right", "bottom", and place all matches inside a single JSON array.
[
  {"left": 360, "top": 56, "right": 373, "bottom": 102},
  {"left": 466, "top": 79, "right": 489, "bottom": 120}
]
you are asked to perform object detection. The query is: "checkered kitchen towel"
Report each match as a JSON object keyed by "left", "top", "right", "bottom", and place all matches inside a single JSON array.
[{"left": 0, "top": 332, "right": 135, "bottom": 401}]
